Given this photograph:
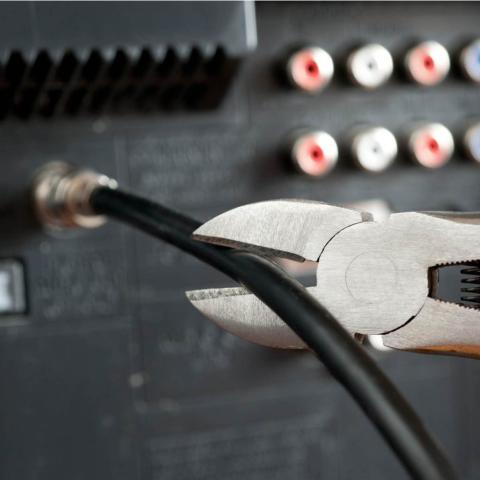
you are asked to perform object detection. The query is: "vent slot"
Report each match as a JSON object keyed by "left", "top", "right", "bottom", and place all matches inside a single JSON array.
[{"left": 0, "top": 45, "right": 237, "bottom": 119}]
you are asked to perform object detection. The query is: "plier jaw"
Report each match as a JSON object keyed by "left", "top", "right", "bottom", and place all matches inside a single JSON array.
[
  {"left": 187, "top": 199, "right": 369, "bottom": 349},
  {"left": 186, "top": 286, "right": 310, "bottom": 349},
  {"left": 192, "top": 199, "right": 371, "bottom": 262},
  {"left": 187, "top": 201, "right": 480, "bottom": 358}
]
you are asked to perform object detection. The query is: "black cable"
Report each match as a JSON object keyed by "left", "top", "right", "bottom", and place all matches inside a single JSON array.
[{"left": 91, "top": 186, "right": 456, "bottom": 480}]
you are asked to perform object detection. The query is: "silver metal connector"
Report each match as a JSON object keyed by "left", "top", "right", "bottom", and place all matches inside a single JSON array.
[{"left": 32, "top": 162, "right": 118, "bottom": 229}]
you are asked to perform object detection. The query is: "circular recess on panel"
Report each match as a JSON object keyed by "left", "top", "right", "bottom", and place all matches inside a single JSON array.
[
  {"left": 463, "top": 122, "right": 480, "bottom": 163},
  {"left": 407, "top": 123, "right": 454, "bottom": 168},
  {"left": 350, "top": 126, "right": 398, "bottom": 173},
  {"left": 285, "top": 47, "right": 334, "bottom": 93},
  {"left": 290, "top": 130, "right": 338, "bottom": 177},
  {"left": 459, "top": 39, "right": 480, "bottom": 84},
  {"left": 346, "top": 44, "right": 394, "bottom": 89},
  {"left": 404, "top": 41, "right": 450, "bottom": 86}
]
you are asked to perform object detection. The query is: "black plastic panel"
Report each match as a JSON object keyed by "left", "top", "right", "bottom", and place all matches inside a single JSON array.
[{"left": 0, "top": 3, "right": 480, "bottom": 480}]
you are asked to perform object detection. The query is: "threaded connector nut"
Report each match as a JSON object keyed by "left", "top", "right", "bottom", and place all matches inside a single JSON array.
[{"left": 32, "top": 162, "right": 118, "bottom": 229}]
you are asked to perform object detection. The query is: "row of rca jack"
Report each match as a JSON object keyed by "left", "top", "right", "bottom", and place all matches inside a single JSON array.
[
  {"left": 286, "top": 39, "right": 480, "bottom": 91},
  {"left": 290, "top": 122, "right": 480, "bottom": 176}
]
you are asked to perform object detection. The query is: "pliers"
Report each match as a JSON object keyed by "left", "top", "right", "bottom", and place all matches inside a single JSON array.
[{"left": 186, "top": 200, "right": 480, "bottom": 358}]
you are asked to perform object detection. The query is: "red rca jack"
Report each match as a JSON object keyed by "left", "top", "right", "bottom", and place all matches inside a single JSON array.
[
  {"left": 407, "top": 123, "right": 454, "bottom": 168},
  {"left": 459, "top": 39, "right": 480, "bottom": 84},
  {"left": 462, "top": 121, "right": 480, "bottom": 164},
  {"left": 289, "top": 130, "right": 338, "bottom": 177},
  {"left": 285, "top": 46, "right": 334, "bottom": 93},
  {"left": 404, "top": 41, "right": 450, "bottom": 86},
  {"left": 346, "top": 44, "right": 394, "bottom": 89},
  {"left": 350, "top": 126, "right": 398, "bottom": 173}
]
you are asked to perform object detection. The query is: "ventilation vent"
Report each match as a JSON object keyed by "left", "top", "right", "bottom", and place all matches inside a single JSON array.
[{"left": 0, "top": 46, "right": 237, "bottom": 119}]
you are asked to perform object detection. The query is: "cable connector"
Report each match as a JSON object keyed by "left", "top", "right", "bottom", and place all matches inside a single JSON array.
[{"left": 32, "top": 162, "right": 117, "bottom": 229}]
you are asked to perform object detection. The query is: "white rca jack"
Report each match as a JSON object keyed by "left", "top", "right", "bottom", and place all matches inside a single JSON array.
[
  {"left": 404, "top": 41, "right": 450, "bottom": 86},
  {"left": 285, "top": 47, "right": 334, "bottom": 93},
  {"left": 463, "top": 121, "right": 480, "bottom": 164},
  {"left": 407, "top": 123, "right": 454, "bottom": 168},
  {"left": 459, "top": 39, "right": 480, "bottom": 84},
  {"left": 350, "top": 126, "right": 398, "bottom": 173},
  {"left": 290, "top": 130, "right": 338, "bottom": 177},
  {"left": 346, "top": 44, "right": 394, "bottom": 89}
]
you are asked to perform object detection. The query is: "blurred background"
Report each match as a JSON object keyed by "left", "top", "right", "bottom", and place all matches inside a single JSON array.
[{"left": 0, "top": 2, "right": 479, "bottom": 479}]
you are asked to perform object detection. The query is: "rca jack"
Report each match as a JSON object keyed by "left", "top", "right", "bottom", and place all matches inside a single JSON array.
[
  {"left": 289, "top": 130, "right": 338, "bottom": 177},
  {"left": 285, "top": 46, "right": 334, "bottom": 93},
  {"left": 463, "top": 121, "right": 480, "bottom": 164},
  {"left": 350, "top": 126, "right": 398, "bottom": 173},
  {"left": 404, "top": 41, "right": 450, "bottom": 86},
  {"left": 346, "top": 44, "right": 394, "bottom": 89},
  {"left": 407, "top": 123, "right": 454, "bottom": 168},
  {"left": 459, "top": 39, "right": 480, "bottom": 84}
]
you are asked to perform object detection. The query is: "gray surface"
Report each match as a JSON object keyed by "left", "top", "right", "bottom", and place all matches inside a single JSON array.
[{"left": 0, "top": 2, "right": 480, "bottom": 480}]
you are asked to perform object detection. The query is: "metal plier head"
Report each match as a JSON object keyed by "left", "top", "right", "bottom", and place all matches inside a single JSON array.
[{"left": 186, "top": 200, "right": 480, "bottom": 358}]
